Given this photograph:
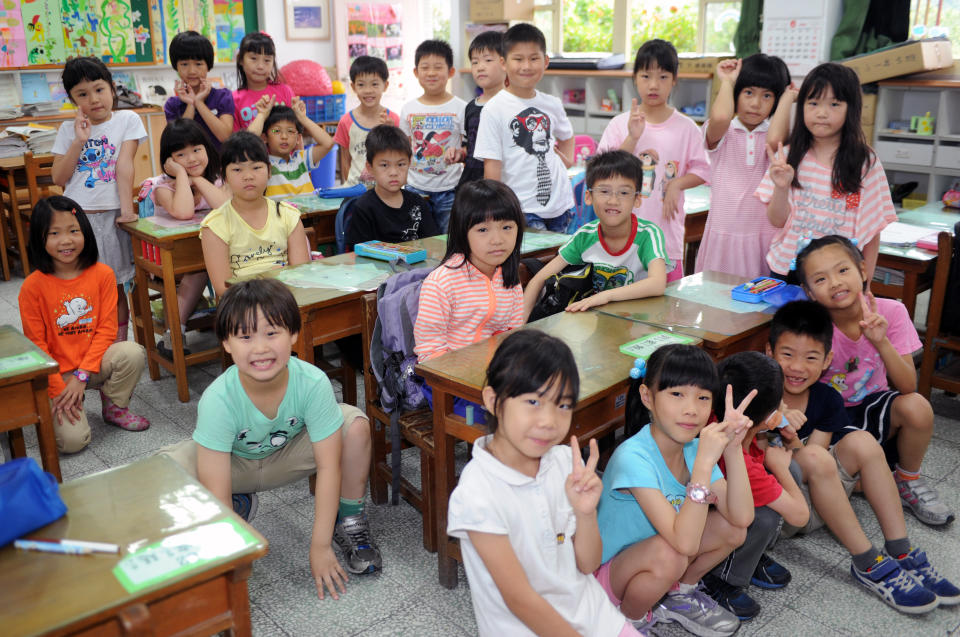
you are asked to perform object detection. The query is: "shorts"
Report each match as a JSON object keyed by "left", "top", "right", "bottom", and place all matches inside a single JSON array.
[
  {"left": 594, "top": 559, "right": 621, "bottom": 606},
  {"left": 781, "top": 446, "right": 859, "bottom": 537},
  {"left": 843, "top": 389, "right": 900, "bottom": 444},
  {"left": 87, "top": 208, "right": 135, "bottom": 285},
  {"left": 525, "top": 210, "right": 573, "bottom": 233}
]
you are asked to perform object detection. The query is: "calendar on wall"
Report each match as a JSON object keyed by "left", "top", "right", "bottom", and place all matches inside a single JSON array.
[{"left": 761, "top": 0, "right": 843, "bottom": 78}]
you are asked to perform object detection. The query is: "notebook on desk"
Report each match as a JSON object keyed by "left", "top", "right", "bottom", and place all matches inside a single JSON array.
[{"left": 880, "top": 221, "right": 938, "bottom": 249}]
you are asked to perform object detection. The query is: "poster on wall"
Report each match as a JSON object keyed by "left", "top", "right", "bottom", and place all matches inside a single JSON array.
[
  {"left": 0, "top": 0, "right": 29, "bottom": 67},
  {"left": 346, "top": 4, "right": 403, "bottom": 95},
  {"left": 21, "top": 0, "right": 66, "bottom": 64},
  {"left": 215, "top": 0, "right": 244, "bottom": 62}
]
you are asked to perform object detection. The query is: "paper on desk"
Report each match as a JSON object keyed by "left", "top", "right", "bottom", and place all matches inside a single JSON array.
[
  {"left": 620, "top": 331, "right": 697, "bottom": 359},
  {"left": 0, "top": 350, "right": 47, "bottom": 373},
  {"left": 145, "top": 212, "right": 206, "bottom": 229},
  {"left": 881, "top": 221, "right": 936, "bottom": 247},
  {"left": 521, "top": 232, "right": 568, "bottom": 251},
  {"left": 276, "top": 262, "right": 390, "bottom": 291},
  {"left": 665, "top": 277, "right": 769, "bottom": 314}
]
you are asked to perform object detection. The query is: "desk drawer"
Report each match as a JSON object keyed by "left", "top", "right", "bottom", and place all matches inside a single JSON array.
[
  {"left": 936, "top": 144, "right": 960, "bottom": 170},
  {"left": 875, "top": 140, "right": 934, "bottom": 167}
]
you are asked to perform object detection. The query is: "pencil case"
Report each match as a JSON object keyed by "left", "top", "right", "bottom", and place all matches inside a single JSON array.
[
  {"left": 730, "top": 277, "right": 786, "bottom": 303},
  {"left": 0, "top": 458, "right": 67, "bottom": 546},
  {"left": 313, "top": 184, "right": 367, "bottom": 199},
  {"left": 355, "top": 240, "right": 428, "bottom": 264}
]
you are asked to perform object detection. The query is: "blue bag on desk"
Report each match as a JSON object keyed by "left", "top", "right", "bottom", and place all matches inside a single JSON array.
[{"left": 0, "top": 457, "right": 67, "bottom": 546}]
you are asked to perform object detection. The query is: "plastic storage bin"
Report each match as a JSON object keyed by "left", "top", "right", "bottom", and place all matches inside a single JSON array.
[
  {"left": 301, "top": 94, "right": 347, "bottom": 122},
  {"left": 310, "top": 145, "right": 338, "bottom": 189}
]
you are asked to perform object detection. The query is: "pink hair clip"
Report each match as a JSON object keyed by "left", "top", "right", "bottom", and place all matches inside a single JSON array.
[{"left": 70, "top": 208, "right": 78, "bottom": 215}]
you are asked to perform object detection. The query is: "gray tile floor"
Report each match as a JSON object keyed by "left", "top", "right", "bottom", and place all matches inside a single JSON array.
[{"left": 5, "top": 273, "right": 960, "bottom": 637}]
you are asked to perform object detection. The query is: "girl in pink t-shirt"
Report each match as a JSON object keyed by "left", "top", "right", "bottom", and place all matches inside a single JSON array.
[
  {"left": 695, "top": 55, "right": 791, "bottom": 279},
  {"left": 756, "top": 63, "right": 896, "bottom": 279},
  {"left": 232, "top": 33, "right": 295, "bottom": 131}
]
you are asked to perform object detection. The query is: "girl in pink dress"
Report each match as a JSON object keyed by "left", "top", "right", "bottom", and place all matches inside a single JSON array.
[{"left": 695, "top": 55, "right": 792, "bottom": 279}]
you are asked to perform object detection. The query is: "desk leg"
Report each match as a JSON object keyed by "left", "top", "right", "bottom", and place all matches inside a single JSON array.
[
  {"left": 33, "top": 376, "right": 62, "bottom": 482},
  {"left": 433, "top": 387, "right": 459, "bottom": 589},
  {"left": 160, "top": 245, "right": 190, "bottom": 403},
  {"left": 227, "top": 563, "right": 255, "bottom": 637},
  {"left": 341, "top": 357, "right": 357, "bottom": 406},
  {"left": 0, "top": 171, "right": 10, "bottom": 280},
  {"left": 134, "top": 253, "right": 161, "bottom": 381},
  {"left": 295, "top": 311, "right": 314, "bottom": 365},
  {"left": 902, "top": 272, "right": 918, "bottom": 320},
  {"left": 1, "top": 169, "right": 20, "bottom": 277},
  {"left": 8, "top": 176, "right": 30, "bottom": 275}
]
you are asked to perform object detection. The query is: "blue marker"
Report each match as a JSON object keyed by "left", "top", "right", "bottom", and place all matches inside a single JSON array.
[{"left": 15, "top": 539, "right": 93, "bottom": 555}]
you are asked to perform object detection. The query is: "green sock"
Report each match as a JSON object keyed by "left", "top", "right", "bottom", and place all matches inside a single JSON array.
[{"left": 338, "top": 497, "right": 364, "bottom": 518}]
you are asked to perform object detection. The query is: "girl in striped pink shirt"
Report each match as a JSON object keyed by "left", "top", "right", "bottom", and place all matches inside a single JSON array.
[
  {"left": 415, "top": 179, "right": 525, "bottom": 364},
  {"left": 756, "top": 63, "right": 896, "bottom": 281}
]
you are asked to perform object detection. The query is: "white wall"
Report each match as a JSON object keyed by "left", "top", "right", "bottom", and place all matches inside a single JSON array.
[{"left": 257, "top": 0, "right": 338, "bottom": 72}]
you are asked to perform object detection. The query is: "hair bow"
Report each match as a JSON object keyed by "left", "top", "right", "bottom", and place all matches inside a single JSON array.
[{"left": 630, "top": 358, "right": 647, "bottom": 380}]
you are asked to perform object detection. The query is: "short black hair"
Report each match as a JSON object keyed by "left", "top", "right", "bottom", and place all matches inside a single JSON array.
[
  {"left": 794, "top": 234, "right": 865, "bottom": 290},
  {"left": 586, "top": 150, "right": 643, "bottom": 191},
  {"left": 484, "top": 329, "right": 580, "bottom": 432},
  {"left": 365, "top": 124, "right": 411, "bottom": 163},
  {"left": 734, "top": 53, "right": 791, "bottom": 115},
  {"left": 169, "top": 30, "right": 214, "bottom": 70},
  {"left": 715, "top": 351, "right": 783, "bottom": 425},
  {"left": 625, "top": 344, "right": 718, "bottom": 434},
  {"left": 469, "top": 30, "right": 504, "bottom": 58},
  {"left": 215, "top": 278, "right": 301, "bottom": 341},
  {"left": 350, "top": 55, "right": 389, "bottom": 82},
  {"left": 502, "top": 22, "right": 547, "bottom": 56},
  {"left": 160, "top": 118, "right": 221, "bottom": 183},
  {"left": 62, "top": 56, "right": 115, "bottom": 103},
  {"left": 415, "top": 39, "right": 453, "bottom": 68},
  {"left": 769, "top": 300, "right": 834, "bottom": 356},
  {"left": 263, "top": 104, "right": 303, "bottom": 135},
  {"left": 220, "top": 131, "right": 270, "bottom": 176},
  {"left": 633, "top": 39, "right": 678, "bottom": 77},
  {"left": 28, "top": 196, "right": 99, "bottom": 274}
]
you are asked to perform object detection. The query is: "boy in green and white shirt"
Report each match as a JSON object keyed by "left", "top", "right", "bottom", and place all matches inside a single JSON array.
[{"left": 523, "top": 150, "right": 668, "bottom": 319}]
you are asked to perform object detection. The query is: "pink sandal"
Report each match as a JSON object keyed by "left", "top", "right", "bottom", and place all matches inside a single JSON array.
[{"left": 101, "top": 394, "right": 150, "bottom": 431}]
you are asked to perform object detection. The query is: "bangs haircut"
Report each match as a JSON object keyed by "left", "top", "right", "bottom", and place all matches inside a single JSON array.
[
  {"left": 625, "top": 344, "right": 718, "bottom": 435},
  {"left": 236, "top": 32, "right": 282, "bottom": 89},
  {"left": 794, "top": 234, "right": 864, "bottom": 290},
  {"left": 734, "top": 53, "right": 790, "bottom": 114},
  {"left": 414, "top": 39, "right": 454, "bottom": 68},
  {"left": 502, "top": 22, "right": 546, "bottom": 56},
  {"left": 770, "top": 300, "right": 834, "bottom": 356},
  {"left": 160, "top": 118, "right": 220, "bottom": 183},
  {"left": 443, "top": 179, "right": 525, "bottom": 288},
  {"left": 633, "top": 39, "right": 678, "bottom": 77},
  {"left": 220, "top": 131, "right": 269, "bottom": 176},
  {"left": 787, "top": 62, "right": 871, "bottom": 194},
  {"left": 469, "top": 30, "right": 504, "bottom": 58},
  {"left": 62, "top": 56, "right": 116, "bottom": 106},
  {"left": 215, "top": 279, "right": 300, "bottom": 341},
  {"left": 365, "top": 124, "right": 411, "bottom": 163},
  {"left": 263, "top": 104, "right": 303, "bottom": 134},
  {"left": 484, "top": 329, "right": 580, "bottom": 432},
  {"left": 349, "top": 55, "right": 389, "bottom": 82},
  {"left": 29, "top": 196, "right": 99, "bottom": 274},
  {"left": 586, "top": 150, "right": 643, "bottom": 191},
  {"left": 715, "top": 351, "right": 783, "bottom": 424},
  {"left": 169, "top": 30, "right": 214, "bottom": 70}
]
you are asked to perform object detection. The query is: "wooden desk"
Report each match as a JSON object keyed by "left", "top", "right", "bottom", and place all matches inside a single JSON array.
[
  {"left": 597, "top": 271, "right": 774, "bottom": 361},
  {"left": 410, "top": 230, "right": 570, "bottom": 261},
  {"left": 0, "top": 325, "right": 60, "bottom": 481},
  {"left": 0, "top": 455, "right": 268, "bottom": 637},
  {"left": 122, "top": 197, "right": 341, "bottom": 403},
  {"left": 416, "top": 311, "right": 690, "bottom": 588}
]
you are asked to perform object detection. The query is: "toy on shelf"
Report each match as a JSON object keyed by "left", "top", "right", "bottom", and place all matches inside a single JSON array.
[
  {"left": 911, "top": 112, "right": 935, "bottom": 135},
  {"left": 563, "top": 89, "right": 585, "bottom": 106},
  {"left": 680, "top": 101, "right": 706, "bottom": 117}
]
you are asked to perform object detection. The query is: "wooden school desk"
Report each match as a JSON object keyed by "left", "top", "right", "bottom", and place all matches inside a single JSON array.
[
  {"left": 123, "top": 196, "right": 342, "bottom": 403},
  {"left": 597, "top": 271, "right": 775, "bottom": 361},
  {"left": 1, "top": 455, "right": 267, "bottom": 637},
  {"left": 416, "top": 311, "right": 695, "bottom": 588},
  {"left": 0, "top": 325, "right": 61, "bottom": 482}
]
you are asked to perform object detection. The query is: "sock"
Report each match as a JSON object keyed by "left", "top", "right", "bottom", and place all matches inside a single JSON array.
[
  {"left": 338, "top": 497, "right": 363, "bottom": 518},
  {"left": 852, "top": 546, "right": 883, "bottom": 572},
  {"left": 895, "top": 464, "right": 920, "bottom": 481},
  {"left": 675, "top": 581, "right": 697, "bottom": 594},
  {"left": 885, "top": 538, "right": 911, "bottom": 559}
]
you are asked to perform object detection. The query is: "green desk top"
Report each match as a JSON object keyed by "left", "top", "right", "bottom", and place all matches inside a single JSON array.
[{"left": 0, "top": 325, "right": 58, "bottom": 380}]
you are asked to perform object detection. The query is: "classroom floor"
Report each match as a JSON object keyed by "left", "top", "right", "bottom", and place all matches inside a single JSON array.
[{"left": 4, "top": 274, "right": 960, "bottom": 637}]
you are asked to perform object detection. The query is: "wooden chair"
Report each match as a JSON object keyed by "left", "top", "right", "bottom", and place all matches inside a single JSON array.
[
  {"left": 14, "top": 152, "right": 60, "bottom": 275},
  {"left": 360, "top": 292, "right": 439, "bottom": 552},
  {"left": 919, "top": 231, "right": 960, "bottom": 397}
]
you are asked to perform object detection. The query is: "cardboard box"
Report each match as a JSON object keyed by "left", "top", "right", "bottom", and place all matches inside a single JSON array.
[
  {"left": 841, "top": 38, "right": 953, "bottom": 84},
  {"left": 861, "top": 93, "right": 877, "bottom": 125},
  {"left": 862, "top": 124, "right": 875, "bottom": 144},
  {"left": 470, "top": 0, "right": 534, "bottom": 22},
  {"left": 677, "top": 55, "right": 733, "bottom": 75}
]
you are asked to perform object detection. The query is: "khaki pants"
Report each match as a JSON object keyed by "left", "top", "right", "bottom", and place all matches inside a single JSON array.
[
  {"left": 53, "top": 341, "right": 146, "bottom": 453},
  {"left": 159, "top": 404, "right": 367, "bottom": 493}
]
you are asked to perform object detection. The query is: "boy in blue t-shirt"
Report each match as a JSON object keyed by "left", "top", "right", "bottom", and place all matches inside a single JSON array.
[{"left": 161, "top": 279, "right": 380, "bottom": 598}]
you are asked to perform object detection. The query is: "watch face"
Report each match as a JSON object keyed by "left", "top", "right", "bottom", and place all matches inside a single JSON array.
[{"left": 690, "top": 486, "right": 706, "bottom": 500}]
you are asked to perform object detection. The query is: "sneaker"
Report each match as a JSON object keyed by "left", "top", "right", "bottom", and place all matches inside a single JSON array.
[
  {"left": 750, "top": 553, "right": 792, "bottom": 589},
  {"left": 232, "top": 493, "right": 258, "bottom": 522},
  {"left": 895, "top": 548, "right": 960, "bottom": 605},
  {"left": 702, "top": 573, "right": 761, "bottom": 620},
  {"left": 895, "top": 473, "right": 955, "bottom": 526},
  {"left": 653, "top": 584, "right": 740, "bottom": 637},
  {"left": 850, "top": 555, "right": 938, "bottom": 614},
  {"left": 333, "top": 512, "right": 382, "bottom": 574},
  {"left": 629, "top": 610, "right": 658, "bottom": 636}
]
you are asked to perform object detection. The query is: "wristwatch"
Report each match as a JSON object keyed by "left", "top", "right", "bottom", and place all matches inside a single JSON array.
[
  {"left": 686, "top": 482, "right": 718, "bottom": 505},
  {"left": 73, "top": 369, "right": 90, "bottom": 383}
]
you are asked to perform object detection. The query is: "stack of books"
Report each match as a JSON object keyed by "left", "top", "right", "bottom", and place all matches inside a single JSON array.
[
  {"left": 0, "top": 104, "right": 22, "bottom": 120},
  {"left": 22, "top": 102, "right": 63, "bottom": 116},
  {"left": 4, "top": 124, "right": 57, "bottom": 154},
  {"left": 0, "top": 130, "right": 28, "bottom": 158}
]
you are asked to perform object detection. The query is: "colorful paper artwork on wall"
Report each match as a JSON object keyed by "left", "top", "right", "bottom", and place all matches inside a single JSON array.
[{"left": 0, "top": 0, "right": 29, "bottom": 67}]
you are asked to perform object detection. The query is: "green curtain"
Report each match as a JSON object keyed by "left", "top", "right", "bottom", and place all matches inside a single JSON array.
[
  {"left": 734, "top": 0, "right": 763, "bottom": 58},
  {"left": 831, "top": 0, "right": 910, "bottom": 60}
]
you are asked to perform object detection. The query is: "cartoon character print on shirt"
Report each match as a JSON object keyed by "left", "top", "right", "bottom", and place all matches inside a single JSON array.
[
  {"left": 236, "top": 417, "right": 303, "bottom": 453},
  {"left": 399, "top": 203, "right": 424, "bottom": 242},
  {"left": 54, "top": 294, "right": 96, "bottom": 336},
  {"left": 639, "top": 151, "right": 657, "bottom": 198},
  {"left": 592, "top": 265, "right": 631, "bottom": 293},
  {"left": 77, "top": 136, "right": 117, "bottom": 188},
  {"left": 408, "top": 113, "right": 457, "bottom": 176},
  {"left": 830, "top": 354, "right": 881, "bottom": 403},
  {"left": 667, "top": 494, "right": 683, "bottom": 512},
  {"left": 660, "top": 160, "right": 678, "bottom": 200},
  {"left": 511, "top": 107, "right": 553, "bottom": 206}
]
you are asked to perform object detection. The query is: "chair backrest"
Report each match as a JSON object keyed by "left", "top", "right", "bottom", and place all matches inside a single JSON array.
[
  {"left": 927, "top": 226, "right": 960, "bottom": 339},
  {"left": 567, "top": 177, "right": 597, "bottom": 234},
  {"left": 335, "top": 196, "right": 359, "bottom": 254},
  {"left": 23, "top": 152, "right": 58, "bottom": 211}
]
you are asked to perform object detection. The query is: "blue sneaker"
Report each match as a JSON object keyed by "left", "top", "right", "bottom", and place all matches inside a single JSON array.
[
  {"left": 750, "top": 553, "right": 791, "bottom": 589},
  {"left": 850, "top": 555, "right": 939, "bottom": 614},
  {"left": 232, "top": 493, "right": 258, "bottom": 522},
  {"left": 896, "top": 548, "right": 960, "bottom": 605}
]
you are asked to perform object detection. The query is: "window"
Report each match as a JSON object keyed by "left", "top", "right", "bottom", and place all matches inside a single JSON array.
[{"left": 908, "top": 0, "right": 959, "bottom": 58}]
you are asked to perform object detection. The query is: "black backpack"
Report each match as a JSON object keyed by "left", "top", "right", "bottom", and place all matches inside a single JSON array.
[
  {"left": 940, "top": 221, "right": 960, "bottom": 336},
  {"left": 522, "top": 258, "right": 595, "bottom": 322}
]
